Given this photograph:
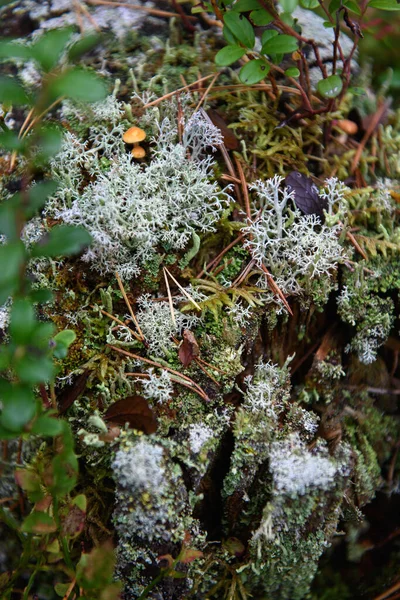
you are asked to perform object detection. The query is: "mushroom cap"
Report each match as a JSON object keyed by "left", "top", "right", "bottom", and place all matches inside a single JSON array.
[
  {"left": 123, "top": 126, "right": 146, "bottom": 144},
  {"left": 131, "top": 146, "right": 146, "bottom": 159}
]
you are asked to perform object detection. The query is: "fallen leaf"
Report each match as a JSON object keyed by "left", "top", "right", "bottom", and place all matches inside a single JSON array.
[
  {"left": 178, "top": 329, "right": 200, "bottom": 368},
  {"left": 104, "top": 395, "right": 157, "bottom": 434},
  {"left": 285, "top": 171, "right": 327, "bottom": 219},
  {"left": 207, "top": 109, "right": 239, "bottom": 150},
  {"left": 57, "top": 369, "right": 90, "bottom": 414}
]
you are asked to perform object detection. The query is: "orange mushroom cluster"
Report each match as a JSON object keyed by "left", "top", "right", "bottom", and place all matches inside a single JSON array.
[{"left": 122, "top": 126, "right": 146, "bottom": 159}]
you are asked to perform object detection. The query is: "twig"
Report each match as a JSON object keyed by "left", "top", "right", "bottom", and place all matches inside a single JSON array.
[
  {"left": 234, "top": 157, "right": 251, "bottom": 222},
  {"left": 164, "top": 267, "right": 202, "bottom": 311},
  {"left": 142, "top": 74, "right": 215, "bottom": 108},
  {"left": 85, "top": 0, "right": 196, "bottom": 20},
  {"left": 163, "top": 267, "right": 177, "bottom": 327},
  {"left": 196, "top": 233, "right": 245, "bottom": 279},
  {"left": 109, "top": 345, "right": 210, "bottom": 401},
  {"left": 260, "top": 263, "right": 293, "bottom": 316},
  {"left": 92, "top": 305, "right": 143, "bottom": 343},
  {"left": 195, "top": 72, "right": 219, "bottom": 112},
  {"left": 115, "top": 271, "right": 145, "bottom": 340}
]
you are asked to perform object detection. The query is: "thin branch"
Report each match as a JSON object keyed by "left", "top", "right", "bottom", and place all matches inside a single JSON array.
[
  {"left": 163, "top": 267, "right": 177, "bottom": 327},
  {"left": 115, "top": 271, "right": 145, "bottom": 340}
]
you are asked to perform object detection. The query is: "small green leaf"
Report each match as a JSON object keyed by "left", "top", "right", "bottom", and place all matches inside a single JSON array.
[
  {"left": 224, "top": 12, "right": 255, "bottom": 48},
  {"left": 285, "top": 67, "right": 300, "bottom": 77},
  {"left": 249, "top": 8, "right": 274, "bottom": 24},
  {"left": 53, "top": 329, "right": 77, "bottom": 359},
  {"left": 262, "top": 33, "right": 298, "bottom": 55},
  {"left": 0, "top": 242, "right": 26, "bottom": 304},
  {"left": 72, "top": 494, "right": 87, "bottom": 512},
  {"left": 10, "top": 298, "right": 36, "bottom": 344},
  {"left": 345, "top": 0, "right": 361, "bottom": 14},
  {"left": 15, "top": 355, "right": 55, "bottom": 385},
  {"left": 317, "top": 74, "right": 343, "bottom": 98},
  {"left": 27, "top": 180, "right": 59, "bottom": 216},
  {"left": 222, "top": 25, "right": 238, "bottom": 44},
  {"left": 349, "top": 86, "right": 367, "bottom": 96},
  {"left": 21, "top": 511, "right": 57, "bottom": 534},
  {"left": 232, "top": 0, "right": 261, "bottom": 12},
  {"left": 55, "top": 583, "right": 71, "bottom": 598},
  {"left": 31, "top": 27, "right": 74, "bottom": 72},
  {"left": 281, "top": 0, "right": 298, "bottom": 11},
  {"left": 232, "top": 0, "right": 261, "bottom": 11},
  {"left": 239, "top": 59, "right": 270, "bottom": 84},
  {"left": 215, "top": 45, "right": 246, "bottom": 66},
  {"left": 329, "top": 0, "right": 341, "bottom": 11},
  {"left": 0, "top": 130, "right": 26, "bottom": 152},
  {"left": 31, "top": 225, "right": 92, "bottom": 258},
  {"left": 50, "top": 451, "right": 79, "bottom": 496},
  {"left": 279, "top": 11, "right": 295, "bottom": 25},
  {"left": 48, "top": 68, "right": 108, "bottom": 103},
  {"left": 0, "top": 384, "right": 36, "bottom": 432},
  {"left": 323, "top": 20, "right": 335, "bottom": 27},
  {"left": 0, "top": 76, "right": 29, "bottom": 105},
  {"left": 0, "top": 39, "right": 32, "bottom": 60},
  {"left": 30, "top": 415, "right": 64, "bottom": 436},
  {"left": 30, "top": 288, "right": 54, "bottom": 304},
  {"left": 368, "top": 0, "right": 400, "bottom": 8},
  {"left": 33, "top": 125, "right": 63, "bottom": 165},
  {"left": 261, "top": 29, "right": 279, "bottom": 45},
  {"left": 67, "top": 33, "right": 101, "bottom": 61},
  {"left": 300, "top": 0, "right": 319, "bottom": 7}
]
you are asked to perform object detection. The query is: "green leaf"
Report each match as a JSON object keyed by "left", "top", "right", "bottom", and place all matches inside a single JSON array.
[
  {"left": 30, "top": 288, "right": 54, "bottom": 304},
  {"left": 224, "top": 12, "right": 255, "bottom": 48},
  {"left": 53, "top": 329, "right": 76, "bottom": 360},
  {"left": 300, "top": 0, "right": 319, "bottom": 7},
  {"left": 262, "top": 33, "right": 298, "bottom": 55},
  {"left": 10, "top": 298, "right": 36, "bottom": 344},
  {"left": 31, "top": 27, "right": 74, "bottom": 72},
  {"left": 345, "top": 0, "right": 361, "bottom": 14},
  {"left": 249, "top": 8, "right": 274, "bottom": 24},
  {"left": 329, "top": 0, "right": 341, "bottom": 11},
  {"left": 27, "top": 180, "right": 59, "bottom": 216},
  {"left": 31, "top": 225, "right": 92, "bottom": 258},
  {"left": 48, "top": 68, "right": 108, "bottom": 103},
  {"left": 33, "top": 125, "right": 63, "bottom": 165},
  {"left": 0, "top": 130, "right": 26, "bottom": 152},
  {"left": 15, "top": 468, "right": 44, "bottom": 502},
  {"left": 239, "top": 59, "right": 270, "bottom": 84},
  {"left": 30, "top": 415, "right": 64, "bottom": 436},
  {"left": 50, "top": 451, "right": 78, "bottom": 496},
  {"left": 232, "top": 0, "right": 261, "bottom": 11},
  {"left": 67, "top": 33, "right": 101, "bottom": 62},
  {"left": 223, "top": 25, "right": 238, "bottom": 44},
  {"left": 317, "top": 74, "right": 343, "bottom": 98},
  {"left": 0, "top": 39, "right": 32, "bottom": 60},
  {"left": 285, "top": 67, "right": 300, "bottom": 77},
  {"left": 261, "top": 29, "right": 279, "bottom": 45},
  {"left": 281, "top": 0, "right": 298, "bottom": 11},
  {"left": 15, "top": 354, "right": 55, "bottom": 385},
  {"left": 0, "top": 76, "right": 29, "bottom": 106},
  {"left": 21, "top": 511, "right": 57, "bottom": 534},
  {"left": 73, "top": 494, "right": 87, "bottom": 512},
  {"left": 0, "top": 347, "right": 11, "bottom": 371},
  {"left": 323, "top": 20, "right": 335, "bottom": 27},
  {"left": 55, "top": 583, "right": 71, "bottom": 597},
  {"left": 0, "top": 384, "right": 36, "bottom": 432},
  {"left": 279, "top": 11, "right": 295, "bottom": 25},
  {"left": 215, "top": 45, "right": 246, "bottom": 66},
  {"left": 368, "top": 0, "right": 400, "bottom": 8},
  {"left": 0, "top": 242, "right": 26, "bottom": 304}
]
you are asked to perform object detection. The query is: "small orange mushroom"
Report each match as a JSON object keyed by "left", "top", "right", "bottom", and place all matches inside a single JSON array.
[
  {"left": 131, "top": 146, "right": 146, "bottom": 159},
  {"left": 335, "top": 119, "right": 358, "bottom": 135},
  {"left": 122, "top": 126, "right": 146, "bottom": 145}
]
